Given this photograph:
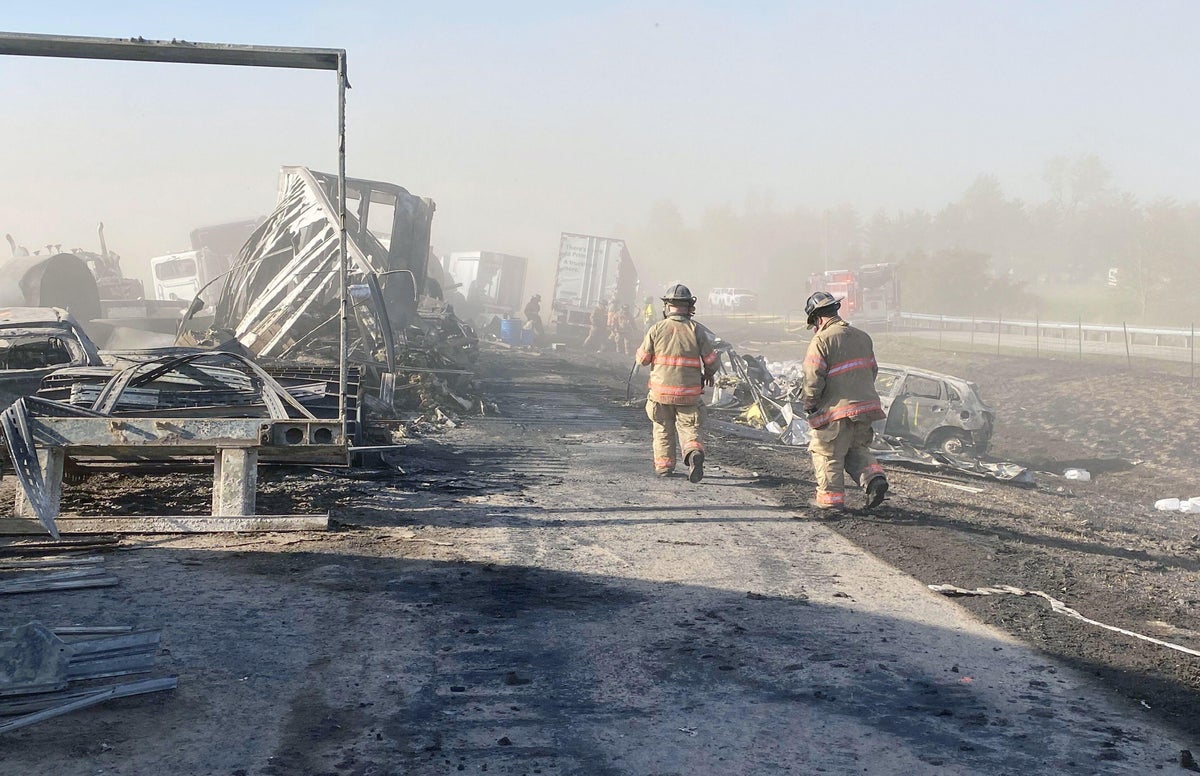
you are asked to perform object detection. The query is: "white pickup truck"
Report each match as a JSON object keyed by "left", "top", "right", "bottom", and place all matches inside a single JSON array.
[{"left": 707, "top": 287, "right": 758, "bottom": 311}]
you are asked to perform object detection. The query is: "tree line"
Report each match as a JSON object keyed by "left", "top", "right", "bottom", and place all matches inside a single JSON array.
[{"left": 629, "top": 155, "right": 1199, "bottom": 325}]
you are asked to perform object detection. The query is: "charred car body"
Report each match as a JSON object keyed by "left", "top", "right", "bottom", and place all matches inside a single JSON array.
[
  {"left": 0, "top": 307, "right": 103, "bottom": 409},
  {"left": 711, "top": 350, "right": 995, "bottom": 458},
  {"left": 875, "top": 364, "right": 994, "bottom": 456}
]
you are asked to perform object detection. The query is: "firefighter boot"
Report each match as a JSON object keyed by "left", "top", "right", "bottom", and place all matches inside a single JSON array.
[
  {"left": 686, "top": 450, "right": 705, "bottom": 483},
  {"left": 865, "top": 476, "right": 889, "bottom": 510}
]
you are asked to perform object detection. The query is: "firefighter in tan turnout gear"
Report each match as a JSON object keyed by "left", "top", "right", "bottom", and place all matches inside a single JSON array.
[
  {"left": 800, "top": 291, "right": 890, "bottom": 511},
  {"left": 635, "top": 284, "right": 719, "bottom": 482}
]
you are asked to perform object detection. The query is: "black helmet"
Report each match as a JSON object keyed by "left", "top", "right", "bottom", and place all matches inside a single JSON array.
[
  {"left": 661, "top": 283, "right": 696, "bottom": 304},
  {"left": 804, "top": 291, "right": 841, "bottom": 325}
]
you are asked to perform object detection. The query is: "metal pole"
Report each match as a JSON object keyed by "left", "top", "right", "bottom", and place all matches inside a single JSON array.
[
  {"left": 1078, "top": 316, "right": 1083, "bottom": 361},
  {"left": 337, "top": 53, "right": 349, "bottom": 433},
  {"left": 996, "top": 312, "right": 1002, "bottom": 356},
  {"left": 1035, "top": 315, "right": 1040, "bottom": 359},
  {"left": 1191, "top": 323, "right": 1195, "bottom": 383},
  {"left": 1122, "top": 321, "right": 1131, "bottom": 369}
]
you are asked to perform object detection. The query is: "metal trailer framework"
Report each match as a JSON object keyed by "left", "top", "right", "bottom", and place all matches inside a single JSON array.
[{"left": 0, "top": 32, "right": 351, "bottom": 535}]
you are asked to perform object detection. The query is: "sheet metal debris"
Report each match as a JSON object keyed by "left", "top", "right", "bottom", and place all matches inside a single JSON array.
[
  {"left": 0, "top": 537, "right": 121, "bottom": 556},
  {"left": 0, "top": 167, "right": 488, "bottom": 535},
  {"left": 0, "top": 621, "right": 175, "bottom": 734},
  {"left": 174, "top": 166, "right": 479, "bottom": 421},
  {"left": 0, "top": 553, "right": 118, "bottom": 594}
]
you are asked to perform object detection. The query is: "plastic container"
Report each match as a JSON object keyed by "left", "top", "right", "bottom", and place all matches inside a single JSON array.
[
  {"left": 1155, "top": 498, "right": 1181, "bottom": 511},
  {"left": 1064, "top": 468, "right": 1091, "bottom": 481},
  {"left": 499, "top": 316, "right": 520, "bottom": 344}
]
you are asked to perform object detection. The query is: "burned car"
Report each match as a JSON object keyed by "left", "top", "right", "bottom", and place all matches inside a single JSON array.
[
  {"left": 874, "top": 363, "right": 994, "bottom": 456},
  {"left": 0, "top": 307, "right": 103, "bottom": 407},
  {"left": 711, "top": 350, "right": 995, "bottom": 457}
]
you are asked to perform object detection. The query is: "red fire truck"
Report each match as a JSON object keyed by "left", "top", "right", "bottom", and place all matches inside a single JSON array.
[{"left": 808, "top": 263, "right": 900, "bottom": 323}]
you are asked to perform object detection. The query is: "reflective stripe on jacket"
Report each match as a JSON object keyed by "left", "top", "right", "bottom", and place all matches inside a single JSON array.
[
  {"left": 635, "top": 315, "right": 718, "bottom": 405},
  {"left": 802, "top": 316, "right": 886, "bottom": 429}
]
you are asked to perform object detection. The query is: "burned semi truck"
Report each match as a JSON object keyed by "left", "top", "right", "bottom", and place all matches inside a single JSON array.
[
  {"left": 551, "top": 232, "right": 638, "bottom": 339},
  {"left": 174, "top": 165, "right": 477, "bottom": 427}
]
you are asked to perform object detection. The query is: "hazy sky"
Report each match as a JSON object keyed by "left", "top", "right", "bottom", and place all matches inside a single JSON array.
[{"left": 3, "top": 1, "right": 1199, "bottom": 289}]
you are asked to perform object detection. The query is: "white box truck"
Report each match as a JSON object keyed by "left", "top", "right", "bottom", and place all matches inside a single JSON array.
[{"left": 551, "top": 233, "right": 638, "bottom": 336}]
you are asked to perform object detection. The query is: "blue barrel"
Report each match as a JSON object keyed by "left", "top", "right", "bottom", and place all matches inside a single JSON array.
[{"left": 500, "top": 316, "right": 520, "bottom": 344}]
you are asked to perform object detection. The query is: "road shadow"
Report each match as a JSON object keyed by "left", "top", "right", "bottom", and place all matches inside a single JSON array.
[{"left": 1, "top": 545, "right": 1185, "bottom": 774}]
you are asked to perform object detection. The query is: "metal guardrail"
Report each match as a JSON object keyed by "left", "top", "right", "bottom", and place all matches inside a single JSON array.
[
  {"left": 893, "top": 311, "right": 1197, "bottom": 377},
  {"left": 899, "top": 313, "right": 1196, "bottom": 346}
]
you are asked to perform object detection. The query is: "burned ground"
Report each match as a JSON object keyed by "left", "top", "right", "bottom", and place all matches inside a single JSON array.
[{"left": 711, "top": 319, "right": 1200, "bottom": 740}]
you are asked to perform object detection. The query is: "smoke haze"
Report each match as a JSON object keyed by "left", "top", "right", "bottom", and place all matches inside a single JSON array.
[{"left": 3, "top": 1, "right": 1199, "bottom": 315}]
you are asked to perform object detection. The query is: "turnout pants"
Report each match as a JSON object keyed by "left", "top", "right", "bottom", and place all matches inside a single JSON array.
[
  {"left": 646, "top": 400, "right": 706, "bottom": 473},
  {"left": 808, "top": 418, "right": 885, "bottom": 508},
  {"left": 584, "top": 326, "right": 608, "bottom": 351}
]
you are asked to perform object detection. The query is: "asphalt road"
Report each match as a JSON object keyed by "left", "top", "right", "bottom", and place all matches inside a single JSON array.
[{"left": 1, "top": 347, "right": 1193, "bottom": 774}]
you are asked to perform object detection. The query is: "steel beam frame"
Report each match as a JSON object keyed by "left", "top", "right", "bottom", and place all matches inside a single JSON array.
[
  {"left": 0, "top": 31, "right": 351, "bottom": 434},
  {"left": 9, "top": 417, "right": 343, "bottom": 530}
]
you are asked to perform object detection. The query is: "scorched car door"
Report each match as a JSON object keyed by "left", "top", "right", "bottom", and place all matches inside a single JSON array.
[{"left": 884, "top": 373, "right": 946, "bottom": 444}]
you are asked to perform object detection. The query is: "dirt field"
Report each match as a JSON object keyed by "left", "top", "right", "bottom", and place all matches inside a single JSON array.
[
  {"left": 714, "top": 317, "right": 1200, "bottom": 741},
  {"left": 3, "top": 322, "right": 1200, "bottom": 774}
]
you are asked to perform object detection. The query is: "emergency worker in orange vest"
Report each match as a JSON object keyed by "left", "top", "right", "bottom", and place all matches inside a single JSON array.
[
  {"left": 800, "top": 291, "right": 889, "bottom": 511},
  {"left": 606, "top": 303, "right": 622, "bottom": 351},
  {"left": 635, "top": 284, "right": 719, "bottom": 482}
]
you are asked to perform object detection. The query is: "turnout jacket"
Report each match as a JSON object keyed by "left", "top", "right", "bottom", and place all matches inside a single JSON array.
[
  {"left": 635, "top": 314, "right": 719, "bottom": 405},
  {"left": 801, "top": 316, "right": 887, "bottom": 429}
]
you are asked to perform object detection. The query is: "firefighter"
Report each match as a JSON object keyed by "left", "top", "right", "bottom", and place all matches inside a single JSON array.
[
  {"left": 616, "top": 304, "right": 636, "bottom": 355},
  {"left": 800, "top": 291, "right": 889, "bottom": 512},
  {"left": 635, "top": 284, "right": 719, "bottom": 482},
  {"left": 606, "top": 302, "right": 622, "bottom": 351},
  {"left": 583, "top": 300, "right": 609, "bottom": 352},
  {"left": 523, "top": 294, "right": 545, "bottom": 340}
]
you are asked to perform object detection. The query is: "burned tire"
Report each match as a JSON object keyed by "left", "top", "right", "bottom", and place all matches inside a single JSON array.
[{"left": 927, "top": 429, "right": 972, "bottom": 457}]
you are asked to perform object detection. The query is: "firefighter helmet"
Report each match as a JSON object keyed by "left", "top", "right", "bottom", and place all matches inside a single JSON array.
[
  {"left": 804, "top": 291, "right": 841, "bottom": 325},
  {"left": 661, "top": 283, "right": 696, "bottom": 304}
]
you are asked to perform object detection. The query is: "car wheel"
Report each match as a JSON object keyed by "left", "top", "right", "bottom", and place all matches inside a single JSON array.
[{"left": 929, "top": 430, "right": 971, "bottom": 457}]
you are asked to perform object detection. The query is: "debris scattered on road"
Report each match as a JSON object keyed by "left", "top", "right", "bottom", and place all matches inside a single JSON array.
[
  {"left": 1155, "top": 497, "right": 1200, "bottom": 513},
  {"left": 915, "top": 477, "right": 986, "bottom": 494},
  {"left": 0, "top": 621, "right": 176, "bottom": 734},
  {"left": 0, "top": 537, "right": 121, "bottom": 556},
  {"left": 0, "top": 554, "right": 119, "bottom": 595}
]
